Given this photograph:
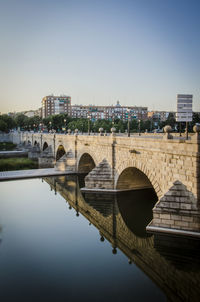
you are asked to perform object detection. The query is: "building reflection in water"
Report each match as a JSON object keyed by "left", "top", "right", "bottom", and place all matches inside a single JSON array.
[{"left": 44, "top": 175, "right": 200, "bottom": 302}]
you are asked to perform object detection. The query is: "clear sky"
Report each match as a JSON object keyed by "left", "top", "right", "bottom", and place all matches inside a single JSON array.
[{"left": 0, "top": 0, "right": 200, "bottom": 113}]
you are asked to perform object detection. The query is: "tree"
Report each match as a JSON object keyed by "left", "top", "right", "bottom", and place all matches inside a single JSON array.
[
  {"left": 0, "top": 119, "right": 7, "bottom": 132},
  {"left": 165, "top": 113, "right": 176, "bottom": 128},
  {"left": 15, "top": 114, "right": 29, "bottom": 129},
  {"left": 0, "top": 115, "right": 16, "bottom": 132}
]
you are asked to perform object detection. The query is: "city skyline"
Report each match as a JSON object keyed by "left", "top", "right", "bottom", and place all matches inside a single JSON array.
[{"left": 0, "top": 0, "right": 200, "bottom": 113}]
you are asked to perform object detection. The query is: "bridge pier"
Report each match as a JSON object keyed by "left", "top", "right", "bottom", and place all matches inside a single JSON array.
[
  {"left": 28, "top": 144, "right": 41, "bottom": 159},
  {"left": 84, "top": 159, "right": 114, "bottom": 190},
  {"left": 147, "top": 181, "right": 200, "bottom": 237},
  {"left": 55, "top": 150, "right": 76, "bottom": 173},
  {"left": 38, "top": 146, "right": 55, "bottom": 168}
]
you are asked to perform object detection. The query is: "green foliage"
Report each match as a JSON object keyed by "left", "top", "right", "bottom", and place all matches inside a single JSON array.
[
  {"left": 192, "top": 112, "right": 200, "bottom": 124},
  {"left": 43, "top": 114, "right": 72, "bottom": 131},
  {"left": 92, "top": 119, "right": 112, "bottom": 132},
  {"left": 0, "top": 120, "right": 7, "bottom": 132},
  {"left": 0, "top": 114, "right": 16, "bottom": 132},
  {"left": 0, "top": 142, "right": 16, "bottom": 151},
  {"left": 28, "top": 116, "right": 42, "bottom": 128},
  {"left": 0, "top": 158, "right": 38, "bottom": 171},
  {"left": 14, "top": 114, "right": 29, "bottom": 128}
]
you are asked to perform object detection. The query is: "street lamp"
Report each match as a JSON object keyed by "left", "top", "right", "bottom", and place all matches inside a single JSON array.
[
  {"left": 87, "top": 115, "right": 90, "bottom": 135},
  {"left": 49, "top": 121, "right": 52, "bottom": 132},
  {"left": 64, "top": 119, "right": 66, "bottom": 134},
  {"left": 127, "top": 109, "right": 130, "bottom": 137},
  {"left": 138, "top": 119, "right": 141, "bottom": 136}
]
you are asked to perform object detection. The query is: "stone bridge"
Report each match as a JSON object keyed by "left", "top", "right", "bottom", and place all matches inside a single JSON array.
[{"left": 13, "top": 130, "right": 200, "bottom": 236}]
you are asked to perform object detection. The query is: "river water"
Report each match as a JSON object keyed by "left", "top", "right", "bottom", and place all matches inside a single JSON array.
[{"left": 0, "top": 176, "right": 199, "bottom": 302}]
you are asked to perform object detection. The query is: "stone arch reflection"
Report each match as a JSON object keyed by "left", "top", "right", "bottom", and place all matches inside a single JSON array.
[{"left": 117, "top": 189, "right": 158, "bottom": 238}]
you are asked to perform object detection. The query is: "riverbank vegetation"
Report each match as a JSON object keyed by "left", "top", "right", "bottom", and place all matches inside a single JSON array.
[
  {"left": 0, "top": 142, "right": 17, "bottom": 151},
  {"left": 0, "top": 158, "right": 38, "bottom": 171}
]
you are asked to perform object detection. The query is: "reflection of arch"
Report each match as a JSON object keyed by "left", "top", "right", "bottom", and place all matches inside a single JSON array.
[
  {"left": 78, "top": 153, "right": 95, "bottom": 173},
  {"left": 56, "top": 145, "right": 66, "bottom": 161},
  {"left": 117, "top": 189, "right": 157, "bottom": 238},
  {"left": 116, "top": 160, "right": 162, "bottom": 199},
  {"left": 43, "top": 142, "right": 48, "bottom": 151}
]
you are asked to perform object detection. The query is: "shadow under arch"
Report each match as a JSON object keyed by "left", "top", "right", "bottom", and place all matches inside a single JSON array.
[
  {"left": 56, "top": 145, "right": 66, "bottom": 161},
  {"left": 43, "top": 142, "right": 48, "bottom": 151},
  {"left": 78, "top": 153, "right": 95, "bottom": 174},
  {"left": 116, "top": 167, "right": 155, "bottom": 191},
  {"left": 34, "top": 140, "right": 38, "bottom": 146},
  {"left": 116, "top": 167, "right": 158, "bottom": 237},
  {"left": 117, "top": 189, "right": 157, "bottom": 238}
]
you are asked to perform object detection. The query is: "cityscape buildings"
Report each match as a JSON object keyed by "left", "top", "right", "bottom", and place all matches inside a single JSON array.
[
  {"left": 42, "top": 95, "right": 71, "bottom": 118},
  {"left": 71, "top": 101, "right": 148, "bottom": 121},
  {"left": 2, "top": 94, "right": 198, "bottom": 127}
]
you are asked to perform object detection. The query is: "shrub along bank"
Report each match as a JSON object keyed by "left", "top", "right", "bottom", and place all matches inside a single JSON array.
[
  {"left": 0, "top": 158, "right": 38, "bottom": 171},
  {"left": 0, "top": 142, "right": 16, "bottom": 151}
]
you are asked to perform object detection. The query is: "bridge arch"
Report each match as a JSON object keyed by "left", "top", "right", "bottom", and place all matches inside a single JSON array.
[
  {"left": 43, "top": 142, "right": 48, "bottom": 151},
  {"left": 56, "top": 145, "right": 66, "bottom": 161},
  {"left": 78, "top": 153, "right": 96, "bottom": 174},
  {"left": 115, "top": 159, "right": 162, "bottom": 199}
]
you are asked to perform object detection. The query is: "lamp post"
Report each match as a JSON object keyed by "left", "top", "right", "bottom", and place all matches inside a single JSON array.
[
  {"left": 64, "top": 119, "right": 66, "bottom": 134},
  {"left": 49, "top": 121, "right": 52, "bottom": 132},
  {"left": 138, "top": 119, "right": 141, "bottom": 136},
  {"left": 87, "top": 115, "right": 90, "bottom": 135},
  {"left": 127, "top": 109, "right": 130, "bottom": 137}
]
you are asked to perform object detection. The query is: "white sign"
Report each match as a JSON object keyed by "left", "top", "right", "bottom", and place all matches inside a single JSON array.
[{"left": 176, "top": 94, "right": 193, "bottom": 122}]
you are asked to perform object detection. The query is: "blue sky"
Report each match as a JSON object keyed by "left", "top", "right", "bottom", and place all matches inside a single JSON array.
[{"left": 0, "top": 0, "right": 199, "bottom": 113}]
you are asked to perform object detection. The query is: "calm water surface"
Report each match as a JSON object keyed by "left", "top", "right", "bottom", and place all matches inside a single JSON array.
[{"left": 0, "top": 176, "right": 199, "bottom": 302}]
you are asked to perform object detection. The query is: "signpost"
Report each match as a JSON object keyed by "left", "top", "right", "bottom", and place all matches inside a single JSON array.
[{"left": 176, "top": 94, "right": 193, "bottom": 139}]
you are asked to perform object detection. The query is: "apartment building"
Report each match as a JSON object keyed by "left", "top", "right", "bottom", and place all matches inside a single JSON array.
[
  {"left": 71, "top": 101, "right": 148, "bottom": 121},
  {"left": 42, "top": 95, "right": 71, "bottom": 118}
]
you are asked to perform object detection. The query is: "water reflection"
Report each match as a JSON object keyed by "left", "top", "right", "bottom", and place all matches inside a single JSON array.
[
  {"left": 44, "top": 175, "right": 200, "bottom": 302},
  {"left": 0, "top": 225, "right": 2, "bottom": 246}
]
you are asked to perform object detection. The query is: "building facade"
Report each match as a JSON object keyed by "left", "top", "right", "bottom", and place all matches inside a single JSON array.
[
  {"left": 71, "top": 101, "right": 148, "bottom": 121},
  {"left": 42, "top": 95, "right": 71, "bottom": 118},
  {"left": 147, "top": 111, "right": 173, "bottom": 122}
]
